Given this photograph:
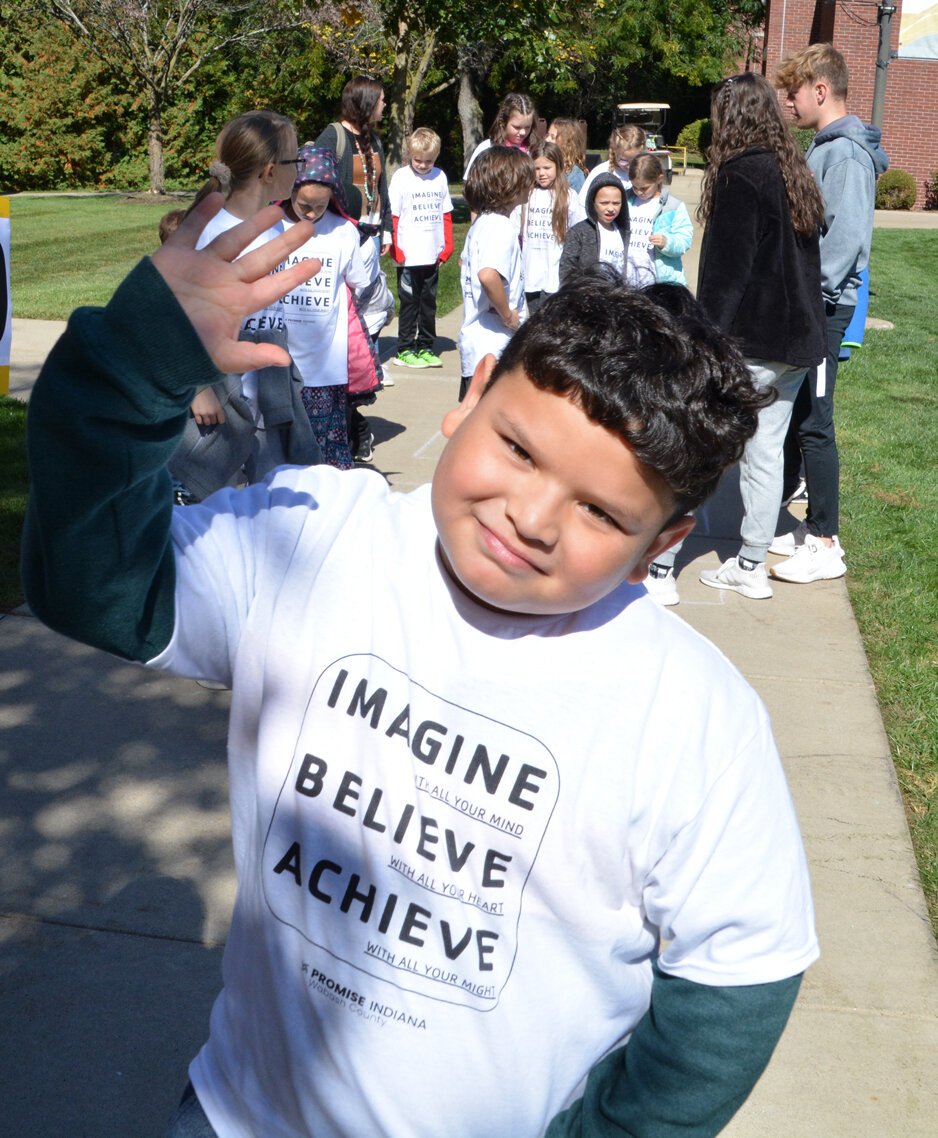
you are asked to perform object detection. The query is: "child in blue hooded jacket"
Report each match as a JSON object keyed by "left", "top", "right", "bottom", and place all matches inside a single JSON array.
[{"left": 625, "top": 153, "right": 693, "bottom": 288}]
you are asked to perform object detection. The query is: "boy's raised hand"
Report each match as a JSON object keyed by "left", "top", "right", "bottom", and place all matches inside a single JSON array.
[{"left": 151, "top": 194, "right": 321, "bottom": 375}]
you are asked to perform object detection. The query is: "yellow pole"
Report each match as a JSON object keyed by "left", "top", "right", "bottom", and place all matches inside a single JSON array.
[{"left": 0, "top": 196, "right": 10, "bottom": 396}]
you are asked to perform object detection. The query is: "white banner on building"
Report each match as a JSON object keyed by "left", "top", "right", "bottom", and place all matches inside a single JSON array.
[{"left": 899, "top": 0, "right": 938, "bottom": 59}]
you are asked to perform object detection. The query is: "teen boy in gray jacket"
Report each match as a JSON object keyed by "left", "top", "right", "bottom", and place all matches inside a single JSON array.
[{"left": 772, "top": 44, "right": 889, "bottom": 585}]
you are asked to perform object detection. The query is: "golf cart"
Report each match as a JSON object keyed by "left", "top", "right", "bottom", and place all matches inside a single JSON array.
[{"left": 614, "top": 103, "right": 673, "bottom": 182}]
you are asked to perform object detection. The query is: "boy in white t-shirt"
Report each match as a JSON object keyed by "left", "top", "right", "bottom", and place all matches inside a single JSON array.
[
  {"left": 389, "top": 128, "right": 454, "bottom": 370},
  {"left": 458, "top": 145, "right": 535, "bottom": 401},
  {"left": 24, "top": 204, "right": 816, "bottom": 1138}
]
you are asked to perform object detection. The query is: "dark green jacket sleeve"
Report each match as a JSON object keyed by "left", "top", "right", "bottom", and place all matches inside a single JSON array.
[
  {"left": 546, "top": 963, "right": 802, "bottom": 1138},
  {"left": 22, "top": 257, "right": 222, "bottom": 662}
]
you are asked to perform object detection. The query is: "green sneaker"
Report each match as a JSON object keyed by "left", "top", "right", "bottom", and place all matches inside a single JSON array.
[
  {"left": 417, "top": 349, "right": 443, "bottom": 368},
  {"left": 392, "top": 350, "right": 428, "bottom": 368}
]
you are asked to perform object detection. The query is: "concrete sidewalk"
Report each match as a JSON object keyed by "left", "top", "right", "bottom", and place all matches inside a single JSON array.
[{"left": 3, "top": 284, "right": 937, "bottom": 1136}]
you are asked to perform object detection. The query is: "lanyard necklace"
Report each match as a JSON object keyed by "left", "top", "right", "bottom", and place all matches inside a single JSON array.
[{"left": 352, "top": 133, "right": 377, "bottom": 213}]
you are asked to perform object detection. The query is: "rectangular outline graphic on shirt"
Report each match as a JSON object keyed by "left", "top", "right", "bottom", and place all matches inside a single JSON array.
[{"left": 262, "top": 653, "right": 560, "bottom": 1011}]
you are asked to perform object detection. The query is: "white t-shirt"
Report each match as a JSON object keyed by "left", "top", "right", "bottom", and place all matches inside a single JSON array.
[
  {"left": 579, "top": 164, "right": 630, "bottom": 207},
  {"left": 154, "top": 468, "right": 818, "bottom": 1138},
  {"left": 463, "top": 138, "right": 492, "bottom": 180},
  {"left": 195, "top": 208, "right": 287, "bottom": 407},
  {"left": 277, "top": 212, "right": 370, "bottom": 389},
  {"left": 458, "top": 212, "right": 525, "bottom": 377},
  {"left": 597, "top": 221, "right": 626, "bottom": 279},
  {"left": 195, "top": 207, "right": 285, "bottom": 255},
  {"left": 523, "top": 187, "right": 586, "bottom": 294},
  {"left": 626, "top": 196, "right": 659, "bottom": 288},
  {"left": 389, "top": 165, "right": 453, "bottom": 267}
]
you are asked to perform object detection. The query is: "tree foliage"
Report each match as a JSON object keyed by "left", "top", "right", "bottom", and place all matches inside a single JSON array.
[
  {"left": 34, "top": 0, "right": 345, "bottom": 191},
  {"left": 1, "top": 1, "right": 768, "bottom": 192}
]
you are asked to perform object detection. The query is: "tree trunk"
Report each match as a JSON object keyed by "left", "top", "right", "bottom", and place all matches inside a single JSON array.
[
  {"left": 386, "top": 18, "right": 437, "bottom": 174},
  {"left": 147, "top": 88, "right": 165, "bottom": 194},
  {"left": 457, "top": 42, "right": 495, "bottom": 175}
]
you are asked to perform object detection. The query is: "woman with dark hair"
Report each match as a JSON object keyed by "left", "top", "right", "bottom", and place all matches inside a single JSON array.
[
  {"left": 695, "top": 71, "right": 827, "bottom": 601},
  {"left": 314, "top": 76, "right": 392, "bottom": 255}
]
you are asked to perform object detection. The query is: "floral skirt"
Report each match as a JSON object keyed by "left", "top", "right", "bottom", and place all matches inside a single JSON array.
[{"left": 300, "top": 384, "right": 353, "bottom": 471}]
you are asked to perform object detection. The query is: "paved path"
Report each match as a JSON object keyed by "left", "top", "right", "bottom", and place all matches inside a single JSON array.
[{"left": 2, "top": 217, "right": 937, "bottom": 1135}]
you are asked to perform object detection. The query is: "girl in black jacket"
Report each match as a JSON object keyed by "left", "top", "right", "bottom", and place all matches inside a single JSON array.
[{"left": 695, "top": 72, "right": 826, "bottom": 600}]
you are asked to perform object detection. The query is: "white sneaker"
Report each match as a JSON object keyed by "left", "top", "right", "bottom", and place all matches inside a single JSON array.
[
  {"left": 768, "top": 521, "right": 807, "bottom": 557},
  {"left": 699, "top": 557, "right": 773, "bottom": 599},
  {"left": 769, "top": 534, "right": 847, "bottom": 583},
  {"left": 380, "top": 365, "right": 395, "bottom": 387},
  {"left": 644, "top": 565, "right": 679, "bottom": 606},
  {"left": 782, "top": 478, "right": 807, "bottom": 507}
]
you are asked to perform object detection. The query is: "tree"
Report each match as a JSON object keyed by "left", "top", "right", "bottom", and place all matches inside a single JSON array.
[{"left": 38, "top": 0, "right": 341, "bottom": 193}]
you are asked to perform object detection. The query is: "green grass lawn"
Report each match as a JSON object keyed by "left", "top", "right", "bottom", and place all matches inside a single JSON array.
[
  {"left": 4, "top": 199, "right": 937, "bottom": 932},
  {"left": 10, "top": 195, "right": 184, "bottom": 318},
  {"left": 837, "top": 230, "right": 938, "bottom": 929},
  {"left": 10, "top": 193, "right": 470, "bottom": 321}
]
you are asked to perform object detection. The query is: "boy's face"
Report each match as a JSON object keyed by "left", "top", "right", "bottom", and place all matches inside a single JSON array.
[
  {"left": 410, "top": 150, "right": 436, "bottom": 175},
  {"left": 785, "top": 83, "right": 821, "bottom": 130},
  {"left": 594, "top": 187, "right": 623, "bottom": 227},
  {"left": 431, "top": 361, "right": 693, "bottom": 616}
]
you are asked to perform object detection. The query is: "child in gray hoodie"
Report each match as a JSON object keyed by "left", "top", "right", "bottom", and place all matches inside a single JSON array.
[{"left": 558, "top": 173, "right": 631, "bottom": 285}]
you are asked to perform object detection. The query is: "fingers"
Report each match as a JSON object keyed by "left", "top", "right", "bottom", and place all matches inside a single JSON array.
[
  {"left": 242, "top": 256, "right": 323, "bottom": 313},
  {"left": 212, "top": 342, "right": 293, "bottom": 376},
  {"left": 234, "top": 220, "right": 315, "bottom": 282},
  {"left": 168, "top": 193, "right": 225, "bottom": 250},
  {"left": 207, "top": 204, "right": 291, "bottom": 263}
]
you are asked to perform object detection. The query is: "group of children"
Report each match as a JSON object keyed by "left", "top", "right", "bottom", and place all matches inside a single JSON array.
[
  {"left": 161, "top": 93, "right": 696, "bottom": 499},
  {"left": 455, "top": 96, "right": 694, "bottom": 398}
]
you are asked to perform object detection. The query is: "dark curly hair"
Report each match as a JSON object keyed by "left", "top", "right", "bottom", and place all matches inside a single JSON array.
[
  {"left": 700, "top": 72, "right": 825, "bottom": 237},
  {"left": 488, "top": 272, "right": 774, "bottom": 514}
]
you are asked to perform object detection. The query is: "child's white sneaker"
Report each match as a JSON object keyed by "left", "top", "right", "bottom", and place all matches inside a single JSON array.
[
  {"left": 768, "top": 521, "right": 807, "bottom": 557},
  {"left": 644, "top": 564, "right": 679, "bottom": 606},
  {"left": 699, "top": 557, "right": 773, "bottom": 599},
  {"left": 769, "top": 534, "right": 847, "bottom": 583}
]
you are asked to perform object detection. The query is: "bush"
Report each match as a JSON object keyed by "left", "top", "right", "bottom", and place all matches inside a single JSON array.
[
  {"left": 676, "top": 118, "right": 711, "bottom": 155},
  {"left": 876, "top": 168, "right": 917, "bottom": 210},
  {"left": 924, "top": 171, "right": 938, "bottom": 211},
  {"left": 791, "top": 127, "right": 815, "bottom": 153}
]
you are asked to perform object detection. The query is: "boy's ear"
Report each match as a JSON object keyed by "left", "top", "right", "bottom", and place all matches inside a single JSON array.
[
  {"left": 441, "top": 355, "right": 498, "bottom": 438},
  {"left": 625, "top": 514, "right": 696, "bottom": 584}
]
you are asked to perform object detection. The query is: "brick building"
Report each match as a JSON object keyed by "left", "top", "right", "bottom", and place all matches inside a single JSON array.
[{"left": 760, "top": 0, "right": 938, "bottom": 207}]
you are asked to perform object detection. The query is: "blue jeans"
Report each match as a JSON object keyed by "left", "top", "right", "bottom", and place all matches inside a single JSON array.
[
  {"left": 738, "top": 359, "right": 809, "bottom": 562},
  {"left": 164, "top": 1082, "right": 218, "bottom": 1138}
]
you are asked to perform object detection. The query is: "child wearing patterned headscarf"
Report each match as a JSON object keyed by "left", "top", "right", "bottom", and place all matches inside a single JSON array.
[{"left": 280, "top": 146, "right": 378, "bottom": 468}]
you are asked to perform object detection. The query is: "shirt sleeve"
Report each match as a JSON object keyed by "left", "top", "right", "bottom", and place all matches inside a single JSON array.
[
  {"left": 22, "top": 258, "right": 217, "bottom": 662},
  {"left": 545, "top": 964, "right": 803, "bottom": 1138}
]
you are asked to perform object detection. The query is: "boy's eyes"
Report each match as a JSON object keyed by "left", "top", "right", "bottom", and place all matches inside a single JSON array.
[
  {"left": 582, "top": 502, "right": 619, "bottom": 528},
  {"left": 504, "top": 437, "right": 532, "bottom": 462}
]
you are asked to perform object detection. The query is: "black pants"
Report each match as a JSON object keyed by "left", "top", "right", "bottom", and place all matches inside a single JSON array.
[
  {"left": 396, "top": 264, "right": 440, "bottom": 353},
  {"left": 783, "top": 301, "right": 853, "bottom": 537}
]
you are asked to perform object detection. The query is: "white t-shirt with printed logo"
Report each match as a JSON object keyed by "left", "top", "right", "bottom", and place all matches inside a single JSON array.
[
  {"left": 153, "top": 467, "right": 819, "bottom": 1138},
  {"left": 523, "top": 187, "right": 586, "bottom": 294},
  {"left": 458, "top": 212, "right": 525, "bottom": 377},
  {"left": 278, "top": 212, "right": 370, "bottom": 389},
  {"left": 389, "top": 165, "right": 453, "bottom": 267},
  {"left": 597, "top": 221, "right": 626, "bottom": 280},
  {"left": 626, "top": 196, "right": 659, "bottom": 288}
]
